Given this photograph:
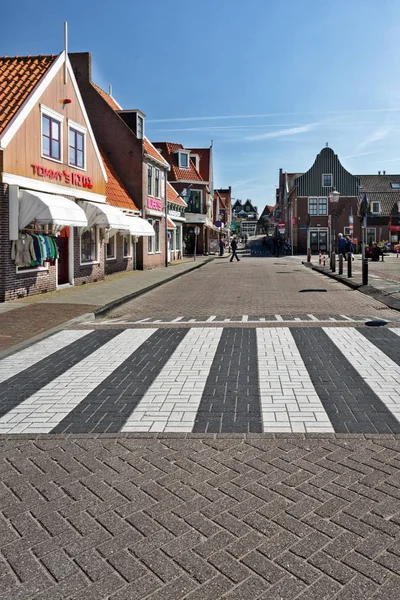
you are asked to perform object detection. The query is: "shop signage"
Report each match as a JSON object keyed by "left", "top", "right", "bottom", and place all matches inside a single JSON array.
[
  {"left": 31, "top": 164, "right": 93, "bottom": 188},
  {"left": 279, "top": 221, "right": 285, "bottom": 228},
  {"left": 168, "top": 209, "right": 183, "bottom": 218},
  {"left": 148, "top": 198, "right": 162, "bottom": 211},
  {"left": 390, "top": 225, "right": 400, "bottom": 232}
]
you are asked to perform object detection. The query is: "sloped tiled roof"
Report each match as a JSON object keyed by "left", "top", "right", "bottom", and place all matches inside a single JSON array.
[
  {"left": 143, "top": 137, "right": 169, "bottom": 167},
  {"left": 167, "top": 181, "right": 187, "bottom": 207},
  {"left": 0, "top": 54, "right": 57, "bottom": 135},
  {"left": 167, "top": 217, "right": 176, "bottom": 229},
  {"left": 153, "top": 142, "right": 204, "bottom": 182},
  {"left": 101, "top": 150, "right": 138, "bottom": 211},
  {"left": 358, "top": 175, "right": 400, "bottom": 216},
  {"left": 91, "top": 82, "right": 121, "bottom": 110}
]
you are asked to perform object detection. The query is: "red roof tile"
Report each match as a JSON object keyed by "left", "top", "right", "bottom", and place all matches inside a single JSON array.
[
  {"left": 167, "top": 181, "right": 187, "bottom": 207},
  {"left": 101, "top": 150, "right": 138, "bottom": 211},
  {"left": 153, "top": 142, "right": 204, "bottom": 182},
  {"left": 0, "top": 54, "right": 57, "bottom": 135},
  {"left": 91, "top": 82, "right": 121, "bottom": 110},
  {"left": 143, "top": 137, "right": 169, "bottom": 167},
  {"left": 167, "top": 217, "right": 176, "bottom": 229}
]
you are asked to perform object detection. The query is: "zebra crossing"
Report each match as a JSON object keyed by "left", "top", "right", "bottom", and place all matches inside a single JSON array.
[
  {"left": 110, "top": 314, "right": 399, "bottom": 325},
  {"left": 0, "top": 326, "right": 399, "bottom": 435}
]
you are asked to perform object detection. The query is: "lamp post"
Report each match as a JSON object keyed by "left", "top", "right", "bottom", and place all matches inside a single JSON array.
[{"left": 329, "top": 189, "right": 340, "bottom": 271}]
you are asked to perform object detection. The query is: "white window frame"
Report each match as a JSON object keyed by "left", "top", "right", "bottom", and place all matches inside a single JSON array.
[
  {"left": 40, "top": 104, "right": 64, "bottom": 164},
  {"left": 123, "top": 234, "right": 132, "bottom": 258},
  {"left": 308, "top": 197, "right": 327, "bottom": 216},
  {"left": 106, "top": 233, "right": 117, "bottom": 261},
  {"left": 67, "top": 119, "right": 87, "bottom": 171},
  {"left": 154, "top": 220, "right": 161, "bottom": 253},
  {"left": 190, "top": 155, "right": 199, "bottom": 170},
  {"left": 147, "top": 219, "right": 154, "bottom": 253},
  {"left": 179, "top": 152, "right": 189, "bottom": 169},
  {"left": 371, "top": 201, "right": 381, "bottom": 214},
  {"left": 160, "top": 171, "right": 165, "bottom": 200},
  {"left": 155, "top": 168, "right": 160, "bottom": 198},
  {"left": 80, "top": 226, "right": 100, "bottom": 265},
  {"left": 322, "top": 174, "right": 333, "bottom": 187},
  {"left": 343, "top": 227, "right": 351, "bottom": 236},
  {"left": 147, "top": 164, "right": 153, "bottom": 197},
  {"left": 391, "top": 183, "right": 400, "bottom": 189},
  {"left": 137, "top": 115, "right": 144, "bottom": 139}
]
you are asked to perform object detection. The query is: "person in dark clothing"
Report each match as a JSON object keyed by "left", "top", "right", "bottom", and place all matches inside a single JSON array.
[
  {"left": 230, "top": 237, "right": 240, "bottom": 262},
  {"left": 345, "top": 236, "right": 354, "bottom": 261},
  {"left": 338, "top": 233, "right": 347, "bottom": 260}
]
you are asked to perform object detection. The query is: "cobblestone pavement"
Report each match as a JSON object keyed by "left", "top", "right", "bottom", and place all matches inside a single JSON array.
[
  {"left": 0, "top": 435, "right": 399, "bottom": 600},
  {"left": 106, "top": 257, "right": 399, "bottom": 323},
  {"left": 351, "top": 255, "right": 400, "bottom": 284}
]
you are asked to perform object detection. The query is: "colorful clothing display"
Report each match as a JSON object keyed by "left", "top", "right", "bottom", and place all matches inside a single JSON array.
[{"left": 11, "top": 232, "right": 59, "bottom": 267}]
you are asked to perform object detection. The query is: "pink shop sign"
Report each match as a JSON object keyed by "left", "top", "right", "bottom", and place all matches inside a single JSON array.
[{"left": 147, "top": 198, "right": 162, "bottom": 211}]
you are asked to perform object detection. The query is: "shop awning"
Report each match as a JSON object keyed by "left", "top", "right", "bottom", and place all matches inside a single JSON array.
[
  {"left": 167, "top": 217, "right": 176, "bottom": 229},
  {"left": 78, "top": 200, "right": 132, "bottom": 230},
  {"left": 19, "top": 190, "right": 88, "bottom": 229},
  {"left": 125, "top": 216, "right": 155, "bottom": 237}
]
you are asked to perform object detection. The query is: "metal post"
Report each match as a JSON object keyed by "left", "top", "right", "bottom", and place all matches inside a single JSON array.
[
  {"left": 362, "top": 215, "right": 368, "bottom": 285},
  {"left": 134, "top": 238, "right": 137, "bottom": 271},
  {"left": 194, "top": 233, "right": 197, "bottom": 261},
  {"left": 338, "top": 254, "right": 343, "bottom": 274},
  {"left": 347, "top": 253, "right": 352, "bottom": 277}
]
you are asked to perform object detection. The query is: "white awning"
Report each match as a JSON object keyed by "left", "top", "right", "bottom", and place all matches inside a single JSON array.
[
  {"left": 19, "top": 190, "right": 88, "bottom": 229},
  {"left": 125, "top": 216, "right": 155, "bottom": 236},
  {"left": 78, "top": 200, "right": 131, "bottom": 230}
]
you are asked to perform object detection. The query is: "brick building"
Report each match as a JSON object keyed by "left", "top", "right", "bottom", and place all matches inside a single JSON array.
[
  {"left": 153, "top": 142, "right": 219, "bottom": 254},
  {"left": 69, "top": 52, "right": 169, "bottom": 270}
]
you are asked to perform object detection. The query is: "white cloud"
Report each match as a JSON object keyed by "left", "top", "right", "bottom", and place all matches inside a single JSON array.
[
  {"left": 357, "top": 126, "right": 389, "bottom": 150},
  {"left": 244, "top": 124, "right": 319, "bottom": 142}
]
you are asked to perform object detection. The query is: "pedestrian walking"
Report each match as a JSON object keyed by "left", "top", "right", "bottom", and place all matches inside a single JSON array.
[
  {"left": 230, "top": 236, "right": 240, "bottom": 262},
  {"left": 345, "top": 235, "right": 354, "bottom": 261},
  {"left": 338, "top": 233, "right": 346, "bottom": 260}
]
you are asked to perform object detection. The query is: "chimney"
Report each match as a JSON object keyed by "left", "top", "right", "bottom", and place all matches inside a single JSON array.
[
  {"left": 69, "top": 52, "right": 92, "bottom": 83},
  {"left": 378, "top": 171, "right": 381, "bottom": 175},
  {"left": 383, "top": 170, "right": 386, "bottom": 175}
]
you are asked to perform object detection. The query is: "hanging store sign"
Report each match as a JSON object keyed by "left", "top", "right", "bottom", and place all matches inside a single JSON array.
[
  {"left": 168, "top": 209, "right": 183, "bottom": 219},
  {"left": 147, "top": 198, "right": 162, "bottom": 211},
  {"left": 31, "top": 164, "right": 93, "bottom": 188}
]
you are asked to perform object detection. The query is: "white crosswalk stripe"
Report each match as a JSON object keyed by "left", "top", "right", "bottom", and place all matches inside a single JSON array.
[
  {"left": 324, "top": 327, "right": 400, "bottom": 423},
  {"left": 257, "top": 328, "right": 334, "bottom": 433},
  {"left": 0, "top": 330, "right": 91, "bottom": 384},
  {"left": 0, "top": 329, "right": 156, "bottom": 434},
  {"left": 122, "top": 327, "right": 223, "bottom": 433}
]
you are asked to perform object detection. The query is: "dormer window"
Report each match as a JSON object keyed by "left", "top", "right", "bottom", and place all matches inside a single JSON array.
[
  {"left": 137, "top": 115, "right": 144, "bottom": 139},
  {"left": 117, "top": 110, "right": 145, "bottom": 139},
  {"left": 191, "top": 155, "right": 199, "bottom": 170},
  {"left": 179, "top": 152, "right": 189, "bottom": 168}
]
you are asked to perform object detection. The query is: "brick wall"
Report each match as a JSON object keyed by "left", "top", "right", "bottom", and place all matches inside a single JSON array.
[
  {"left": 105, "top": 233, "right": 134, "bottom": 275},
  {"left": 0, "top": 184, "right": 58, "bottom": 301},
  {"left": 73, "top": 227, "right": 105, "bottom": 285}
]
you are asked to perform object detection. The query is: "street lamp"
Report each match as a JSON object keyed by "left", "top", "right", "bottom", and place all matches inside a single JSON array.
[{"left": 329, "top": 188, "right": 340, "bottom": 271}]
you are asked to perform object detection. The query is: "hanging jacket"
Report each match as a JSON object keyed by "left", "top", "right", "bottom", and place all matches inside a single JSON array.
[{"left": 11, "top": 234, "right": 36, "bottom": 267}]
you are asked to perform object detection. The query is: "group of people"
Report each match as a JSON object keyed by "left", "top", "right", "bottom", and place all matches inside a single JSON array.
[{"left": 337, "top": 233, "right": 354, "bottom": 261}]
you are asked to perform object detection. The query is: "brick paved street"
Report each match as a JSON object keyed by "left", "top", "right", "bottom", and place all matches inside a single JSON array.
[{"left": 0, "top": 251, "right": 400, "bottom": 598}]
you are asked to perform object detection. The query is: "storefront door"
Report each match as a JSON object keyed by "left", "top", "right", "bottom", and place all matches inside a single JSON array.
[
  {"left": 309, "top": 228, "right": 328, "bottom": 253},
  {"left": 57, "top": 227, "right": 69, "bottom": 285}
]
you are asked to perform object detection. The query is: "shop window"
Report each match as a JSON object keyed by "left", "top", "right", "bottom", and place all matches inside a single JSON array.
[
  {"left": 154, "top": 220, "right": 160, "bottom": 252},
  {"left": 106, "top": 234, "right": 116, "bottom": 260},
  {"left": 148, "top": 164, "right": 153, "bottom": 196},
  {"left": 42, "top": 114, "right": 61, "bottom": 161},
  {"left": 123, "top": 235, "right": 132, "bottom": 257},
  {"left": 148, "top": 219, "right": 154, "bottom": 253},
  {"left": 187, "top": 190, "right": 202, "bottom": 213},
  {"left": 367, "top": 228, "right": 376, "bottom": 245},
  {"left": 155, "top": 169, "right": 160, "bottom": 198},
  {"left": 80, "top": 227, "right": 97, "bottom": 263},
  {"left": 69, "top": 127, "right": 85, "bottom": 169},
  {"left": 176, "top": 226, "right": 181, "bottom": 251}
]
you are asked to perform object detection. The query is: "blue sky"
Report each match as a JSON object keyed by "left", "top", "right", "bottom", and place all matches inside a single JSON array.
[{"left": 3, "top": 0, "right": 400, "bottom": 209}]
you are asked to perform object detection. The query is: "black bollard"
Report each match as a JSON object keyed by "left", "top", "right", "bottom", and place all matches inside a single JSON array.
[
  {"left": 338, "top": 254, "right": 343, "bottom": 275},
  {"left": 362, "top": 258, "right": 368, "bottom": 285},
  {"left": 331, "top": 252, "right": 336, "bottom": 273},
  {"left": 347, "top": 255, "right": 352, "bottom": 278}
]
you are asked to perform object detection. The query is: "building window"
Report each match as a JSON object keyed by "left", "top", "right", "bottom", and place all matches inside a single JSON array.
[
  {"left": 391, "top": 183, "right": 400, "bottom": 189},
  {"left": 106, "top": 234, "right": 116, "bottom": 260},
  {"left": 371, "top": 201, "right": 381, "bottom": 214},
  {"left": 322, "top": 174, "right": 332, "bottom": 187},
  {"left": 170, "top": 230, "right": 175, "bottom": 251},
  {"left": 123, "top": 235, "right": 132, "bottom": 257},
  {"left": 308, "top": 197, "right": 327, "bottom": 216},
  {"left": 155, "top": 169, "right": 160, "bottom": 198},
  {"left": 176, "top": 226, "right": 181, "bottom": 251},
  {"left": 344, "top": 227, "right": 351, "bottom": 236},
  {"left": 69, "top": 128, "right": 85, "bottom": 169},
  {"left": 179, "top": 152, "right": 189, "bottom": 168},
  {"left": 154, "top": 220, "right": 160, "bottom": 252},
  {"left": 161, "top": 171, "right": 165, "bottom": 199},
  {"left": 80, "top": 227, "right": 97, "bottom": 263},
  {"left": 137, "top": 115, "right": 144, "bottom": 139},
  {"left": 367, "top": 228, "right": 376, "bottom": 245},
  {"left": 187, "top": 189, "right": 202, "bottom": 213},
  {"left": 42, "top": 114, "right": 61, "bottom": 161},
  {"left": 148, "top": 219, "right": 154, "bottom": 253},
  {"left": 148, "top": 164, "right": 153, "bottom": 196},
  {"left": 191, "top": 155, "right": 198, "bottom": 169}
]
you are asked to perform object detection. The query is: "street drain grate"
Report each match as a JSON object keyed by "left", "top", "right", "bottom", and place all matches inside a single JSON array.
[{"left": 299, "top": 289, "right": 328, "bottom": 293}]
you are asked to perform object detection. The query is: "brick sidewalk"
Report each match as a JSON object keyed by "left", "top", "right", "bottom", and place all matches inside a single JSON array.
[
  {"left": 0, "top": 434, "right": 399, "bottom": 599},
  {"left": 0, "top": 258, "right": 212, "bottom": 352}
]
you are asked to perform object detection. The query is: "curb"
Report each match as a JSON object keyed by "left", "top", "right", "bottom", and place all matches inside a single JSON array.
[
  {"left": 94, "top": 257, "right": 214, "bottom": 318},
  {"left": 303, "top": 261, "right": 400, "bottom": 312}
]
